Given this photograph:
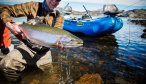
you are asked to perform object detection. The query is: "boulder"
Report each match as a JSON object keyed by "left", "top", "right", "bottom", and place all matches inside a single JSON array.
[
  {"left": 141, "top": 32, "right": 146, "bottom": 38},
  {"left": 75, "top": 73, "right": 102, "bottom": 84}
]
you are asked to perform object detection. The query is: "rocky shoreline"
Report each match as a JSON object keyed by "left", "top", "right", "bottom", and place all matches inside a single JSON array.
[
  {"left": 129, "top": 19, "right": 146, "bottom": 38},
  {"left": 129, "top": 19, "right": 146, "bottom": 27}
]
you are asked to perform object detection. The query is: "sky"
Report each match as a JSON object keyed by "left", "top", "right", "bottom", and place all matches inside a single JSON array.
[
  {"left": 63, "top": 0, "right": 146, "bottom": 6},
  {"left": 0, "top": 0, "right": 146, "bottom": 6},
  {"left": 0, "top": 0, "right": 146, "bottom": 11}
]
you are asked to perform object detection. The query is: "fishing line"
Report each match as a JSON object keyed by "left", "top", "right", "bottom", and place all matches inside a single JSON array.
[
  {"left": 123, "top": 0, "right": 145, "bottom": 46},
  {"left": 127, "top": 20, "right": 131, "bottom": 46},
  {"left": 122, "top": 0, "right": 145, "bottom": 10}
]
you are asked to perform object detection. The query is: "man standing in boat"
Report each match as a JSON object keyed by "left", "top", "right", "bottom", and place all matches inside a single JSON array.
[{"left": 0, "top": 0, "right": 64, "bottom": 82}]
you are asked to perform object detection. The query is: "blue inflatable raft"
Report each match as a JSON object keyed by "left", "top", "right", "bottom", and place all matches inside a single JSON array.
[{"left": 63, "top": 16, "right": 123, "bottom": 36}]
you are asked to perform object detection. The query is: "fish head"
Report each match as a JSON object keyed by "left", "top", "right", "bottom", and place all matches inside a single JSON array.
[{"left": 56, "top": 35, "right": 83, "bottom": 48}]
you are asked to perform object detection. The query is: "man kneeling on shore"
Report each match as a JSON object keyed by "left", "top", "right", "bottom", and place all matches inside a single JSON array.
[{"left": 0, "top": 0, "right": 64, "bottom": 81}]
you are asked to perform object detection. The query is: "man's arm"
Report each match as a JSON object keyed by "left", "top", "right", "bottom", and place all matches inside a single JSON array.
[
  {"left": 0, "top": 2, "right": 39, "bottom": 38},
  {"left": 0, "top": 2, "right": 39, "bottom": 24}
]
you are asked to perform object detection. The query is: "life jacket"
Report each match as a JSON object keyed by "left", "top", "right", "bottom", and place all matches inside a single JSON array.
[{"left": 0, "top": 23, "right": 11, "bottom": 48}]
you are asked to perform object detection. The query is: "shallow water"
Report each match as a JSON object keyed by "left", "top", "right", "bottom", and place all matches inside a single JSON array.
[
  {"left": 0, "top": 18, "right": 146, "bottom": 84},
  {"left": 114, "top": 19, "right": 146, "bottom": 70}
]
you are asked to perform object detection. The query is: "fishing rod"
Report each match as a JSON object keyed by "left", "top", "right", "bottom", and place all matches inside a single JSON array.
[
  {"left": 61, "top": 3, "right": 70, "bottom": 16},
  {"left": 64, "top": 3, "right": 69, "bottom": 10},
  {"left": 83, "top": 5, "right": 92, "bottom": 19}
]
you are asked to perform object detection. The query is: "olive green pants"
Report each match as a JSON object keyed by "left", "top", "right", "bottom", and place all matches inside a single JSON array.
[{"left": 0, "top": 43, "right": 52, "bottom": 81}]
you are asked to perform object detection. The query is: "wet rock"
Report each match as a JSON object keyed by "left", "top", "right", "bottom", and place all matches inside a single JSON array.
[
  {"left": 126, "top": 9, "right": 146, "bottom": 19},
  {"left": 141, "top": 32, "right": 146, "bottom": 38},
  {"left": 29, "top": 79, "right": 40, "bottom": 84},
  {"left": 130, "top": 19, "right": 146, "bottom": 27},
  {"left": 115, "top": 77, "right": 128, "bottom": 84},
  {"left": 75, "top": 74, "right": 102, "bottom": 84},
  {"left": 143, "top": 29, "right": 146, "bottom": 32}
]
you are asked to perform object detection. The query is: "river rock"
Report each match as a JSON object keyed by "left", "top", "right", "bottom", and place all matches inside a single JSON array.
[
  {"left": 143, "top": 29, "right": 146, "bottom": 32},
  {"left": 75, "top": 73, "right": 102, "bottom": 84},
  {"left": 141, "top": 32, "right": 146, "bottom": 38}
]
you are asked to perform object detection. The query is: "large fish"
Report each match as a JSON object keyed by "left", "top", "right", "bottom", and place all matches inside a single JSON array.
[{"left": 19, "top": 23, "right": 83, "bottom": 48}]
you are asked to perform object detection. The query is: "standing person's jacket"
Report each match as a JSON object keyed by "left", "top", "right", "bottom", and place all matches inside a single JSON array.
[{"left": 0, "top": 1, "right": 64, "bottom": 48}]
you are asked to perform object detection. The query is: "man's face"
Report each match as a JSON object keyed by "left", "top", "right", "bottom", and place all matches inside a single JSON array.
[{"left": 46, "top": 0, "right": 61, "bottom": 9}]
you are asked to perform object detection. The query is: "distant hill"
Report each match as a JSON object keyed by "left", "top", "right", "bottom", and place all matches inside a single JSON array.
[
  {"left": 117, "top": 9, "right": 146, "bottom": 18},
  {"left": 71, "top": 10, "right": 103, "bottom": 16},
  {"left": 70, "top": 9, "right": 146, "bottom": 18},
  {"left": 125, "top": 9, "right": 146, "bottom": 19},
  {"left": 1, "top": 4, "right": 146, "bottom": 18},
  {"left": 56, "top": 7, "right": 103, "bottom": 16},
  {"left": 56, "top": 6, "right": 146, "bottom": 18}
]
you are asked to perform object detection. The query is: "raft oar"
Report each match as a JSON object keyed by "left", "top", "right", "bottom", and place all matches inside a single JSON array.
[{"left": 83, "top": 5, "right": 92, "bottom": 19}]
